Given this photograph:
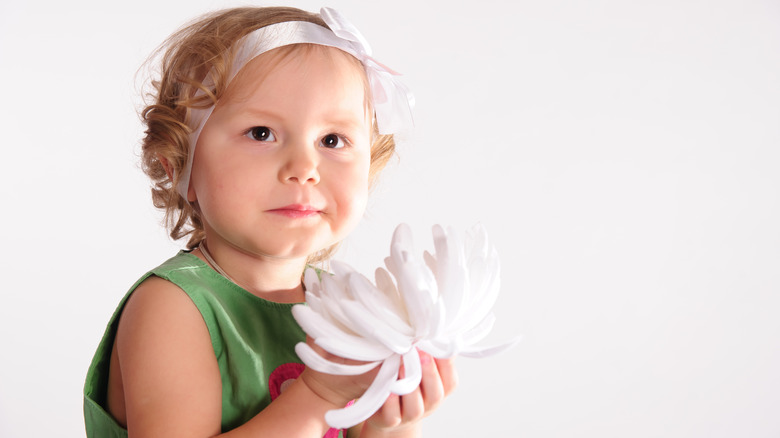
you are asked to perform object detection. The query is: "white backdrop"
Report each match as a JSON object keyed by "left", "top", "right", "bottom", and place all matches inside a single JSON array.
[{"left": 1, "top": 0, "right": 779, "bottom": 436}]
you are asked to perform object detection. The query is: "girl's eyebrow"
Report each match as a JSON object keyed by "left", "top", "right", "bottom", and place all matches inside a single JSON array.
[
  {"left": 324, "top": 114, "right": 369, "bottom": 131},
  {"left": 233, "top": 106, "right": 284, "bottom": 123},
  {"left": 237, "top": 106, "right": 368, "bottom": 131},
  {"left": 236, "top": 104, "right": 276, "bottom": 117}
]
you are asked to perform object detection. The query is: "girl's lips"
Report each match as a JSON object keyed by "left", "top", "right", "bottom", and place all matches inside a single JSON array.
[{"left": 268, "top": 204, "right": 322, "bottom": 218}]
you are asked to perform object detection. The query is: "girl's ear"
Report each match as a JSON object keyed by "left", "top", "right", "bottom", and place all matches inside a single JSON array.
[
  {"left": 157, "top": 154, "right": 174, "bottom": 179},
  {"left": 158, "top": 153, "right": 197, "bottom": 202}
]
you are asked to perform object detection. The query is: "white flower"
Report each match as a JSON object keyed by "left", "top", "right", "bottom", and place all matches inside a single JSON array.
[{"left": 292, "top": 224, "right": 518, "bottom": 429}]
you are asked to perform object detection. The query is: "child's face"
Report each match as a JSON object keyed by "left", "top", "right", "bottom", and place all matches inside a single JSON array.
[{"left": 189, "top": 46, "right": 372, "bottom": 261}]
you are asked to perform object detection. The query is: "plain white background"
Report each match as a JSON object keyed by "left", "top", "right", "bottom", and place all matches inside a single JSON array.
[{"left": 1, "top": 0, "right": 779, "bottom": 436}]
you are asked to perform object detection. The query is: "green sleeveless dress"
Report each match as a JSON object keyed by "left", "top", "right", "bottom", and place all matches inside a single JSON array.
[{"left": 83, "top": 251, "right": 343, "bottom": 437}]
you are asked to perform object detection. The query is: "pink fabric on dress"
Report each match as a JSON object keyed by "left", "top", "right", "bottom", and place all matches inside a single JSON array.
[{"left": 269, "top": 363, "right": 353, "bottom": 437}]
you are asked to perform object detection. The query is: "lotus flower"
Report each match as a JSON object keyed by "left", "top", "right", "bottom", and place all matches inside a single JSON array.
[{"left": 292, "top": 224, "right": 518, "bottom": 429}]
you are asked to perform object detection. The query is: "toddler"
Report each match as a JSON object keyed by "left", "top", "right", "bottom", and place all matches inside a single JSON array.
[{"left": 83, "top": 6, "right": 456, "bottom": 438}]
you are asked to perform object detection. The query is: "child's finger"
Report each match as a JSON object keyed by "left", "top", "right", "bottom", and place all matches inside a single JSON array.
[
  {"left": 399, "top": 386, "right": 424, "bottom": 422},
  {"left": 434, "top": 356, "right": 458, "bottom": 397},
  {"left": 419, "top": 351, "right": 446, "bottom": 414},
  {"left": 396, "top": 354, "right": 423, "bottom": 423},
  {"left": 372, "top": 393, "right": 402, "bottom": 428}
]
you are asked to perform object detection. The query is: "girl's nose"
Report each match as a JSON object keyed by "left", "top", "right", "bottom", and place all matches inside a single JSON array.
[{"left": 279, "top": 143, "right": 320, "bottom": 185}]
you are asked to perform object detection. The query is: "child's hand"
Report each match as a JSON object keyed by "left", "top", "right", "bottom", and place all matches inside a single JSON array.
[{"left": 357, "top": 352, "right": 458, "bottom": 438}]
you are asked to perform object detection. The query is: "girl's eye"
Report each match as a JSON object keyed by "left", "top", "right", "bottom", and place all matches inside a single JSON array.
[
  {"left": 246, "top": 126, "right": 276, "bottom": 142},
  {"left": 320, "top": 133, "right": 346, "bottom": 149}
]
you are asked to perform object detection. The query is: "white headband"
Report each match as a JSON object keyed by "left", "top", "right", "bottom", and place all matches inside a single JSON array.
[{"left": 176, "top": 7, "right": 415, "bottom": 198}]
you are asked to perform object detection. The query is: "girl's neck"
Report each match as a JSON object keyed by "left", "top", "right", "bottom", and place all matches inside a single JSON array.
[{"left": 194, "top": 240, "right": 307, "bottom": 303}]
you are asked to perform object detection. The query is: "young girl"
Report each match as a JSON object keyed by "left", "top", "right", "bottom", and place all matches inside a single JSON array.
[{"left": 83, "top": 6, "right": 456, "bottom": 438}]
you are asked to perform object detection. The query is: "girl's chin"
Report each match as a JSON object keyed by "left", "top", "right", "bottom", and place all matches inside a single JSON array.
[
  {"left": 205, "top": 228, "right": 344, "bottom": 262},
  {"left": 250, "top": 242, "right": 337, "bottom": 262}
]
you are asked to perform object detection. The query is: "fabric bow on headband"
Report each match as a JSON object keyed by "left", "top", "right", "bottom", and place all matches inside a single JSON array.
[
  {"left": 319, "top": 8, "right": 415, "bottom": 134},
  {"left": 176, "top": 7, "right": 415, "bottom": 198}
]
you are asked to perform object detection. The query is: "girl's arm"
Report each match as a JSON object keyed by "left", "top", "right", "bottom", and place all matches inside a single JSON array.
[
  {"left": 114, "top": 277, "right": 355, "bottom": 438},
  {"left": 348, "top": 354, "right": 458, "bottom": 438}
]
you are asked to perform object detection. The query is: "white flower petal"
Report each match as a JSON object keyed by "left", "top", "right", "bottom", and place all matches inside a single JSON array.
[
  {"left": 324, "top": 354, "right": 401, "bottom": 429},
  {"left": 317, "top": 336, "right": 394, "bottom": 362},
  {"left": 466, "top": 222, "right": 490, "bottom": 261},
  {"left": 431, "top": 225, "right": 468, "bottom": 324},
  {"left": 390, "top": 348, "right": 421, "bottom": 395},
  {"left": 348, "top": 272, "right": 414, "bottom": 336},
  {"left": 459, "top": 338, "right": 521, "bottom": 358},
  {"left": 295, "top": 342, "right": 381, "bottom": 375},
  {"left": 329, "top": 260, "right": 356, "bottom": 280},
  {"left": 304, "top": 291, "right": 322, "bottom": 312},
  {"left": 317, "top": 295, "right": 356, "bottom": 335},
  {"left": 388, "top": 226, "right": 438, "bottom": 336},
  {"left": 320, "top": 273, "right": 351, "bottom": 302},
  {"left": 417, "top": 338, "right": 459, "bottom": 359},
  {"left": 303, "top": 268, "right": 322, "bottom": 297},
  {"left": 374, "top": 267, "right": 405, "bottom": 315},
  {"left": 307, "top": 274, "right": 358, "bottom": 335},
  {"left": 459, "top": 312, "right": 497, "bottom": 345},
  {"left": 292, "top": 305, "right": 352, "bottom": 341},
  {"left": 453, "top": 274, "right": 499, "bottom": 333},
  {"left": 428, "top": 297, "right": 447, "bottom": 340},
  {"left": 340, "top": 299, "right": 413, "bottom": 354},
  {"left": 423, "top": 250, "right": 437, "bottom": 278}
]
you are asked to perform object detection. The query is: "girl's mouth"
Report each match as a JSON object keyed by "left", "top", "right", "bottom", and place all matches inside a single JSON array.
[{"left": 268, "top": 204, "right": 321, "bottom": 218}]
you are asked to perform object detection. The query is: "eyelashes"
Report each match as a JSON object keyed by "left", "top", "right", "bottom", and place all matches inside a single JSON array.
[
  {"left": 320, "top": 133, "right": 346, "bottom": 149},
  {"left": 246, "top": 126, "right": 276, "bottom": 142},
  {"left": 244, "top": 126, "right": 350, "bottom": 149}
]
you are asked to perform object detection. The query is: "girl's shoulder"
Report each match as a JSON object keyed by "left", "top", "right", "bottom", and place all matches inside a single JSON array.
[
  {"left": 111, "top": 270, "right": 224, "bottom": 435},
  {"left": 118, "top": 274, "right": 214, "bottom": 365}
]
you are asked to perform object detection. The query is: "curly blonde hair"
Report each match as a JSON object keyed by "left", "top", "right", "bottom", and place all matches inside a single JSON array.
[{"left": 139, "top": 7, "right": 396, "bottom": 262}]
